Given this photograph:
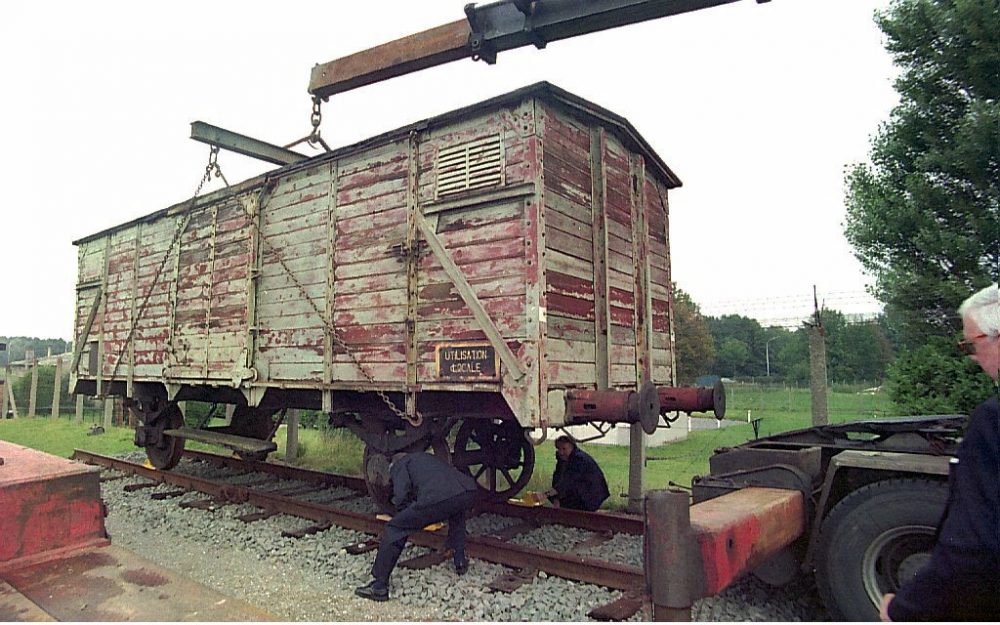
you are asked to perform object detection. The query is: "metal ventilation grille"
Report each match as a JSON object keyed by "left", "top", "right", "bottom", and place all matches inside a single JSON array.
[{"left": 436, "top": 134, "right": 504, "bottom": 198}]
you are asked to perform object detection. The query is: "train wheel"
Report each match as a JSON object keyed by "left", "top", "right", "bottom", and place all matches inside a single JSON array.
[
  {"left": 230, "top": 406, "right": 278, "bottom": 461},
  {"left": 363, "top": 445, "right": 395, "bottom": 514},
  {"left": 451, "top": 418, "right": 534, "bottom": 502},
  {"left": 815, "top": 478, "right": 946, "bottom": 621},
  {"left": 144, "top": 403, "right": 186, "bottom": 470}
]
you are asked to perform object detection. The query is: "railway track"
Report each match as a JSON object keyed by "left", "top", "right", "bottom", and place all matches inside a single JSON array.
[{"left": 74, "top": 449, "right": 646, "bottom": 619}]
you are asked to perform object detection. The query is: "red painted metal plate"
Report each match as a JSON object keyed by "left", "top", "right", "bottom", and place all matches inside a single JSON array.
[
  {"left": 690, "top": 487, "right": 805, "bottom": 596},
  {"left": 0, "top": 442, "right": 107, "bottom": 567},
  {"left": 1, "top": 545, "right": 278, "bottom": 622}
]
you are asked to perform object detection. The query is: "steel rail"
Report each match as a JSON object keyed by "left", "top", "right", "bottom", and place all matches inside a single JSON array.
[
  {"left": 74, "top": 450, "right": 643, "bottom": 590},
  {"left": 181, "top": 449, "right": 645, "bottom": 534}
]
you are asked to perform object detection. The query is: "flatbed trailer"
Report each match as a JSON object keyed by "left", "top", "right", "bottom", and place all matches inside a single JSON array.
[{"left": 689, "top": 414, "right": 964, "bottom": 620}]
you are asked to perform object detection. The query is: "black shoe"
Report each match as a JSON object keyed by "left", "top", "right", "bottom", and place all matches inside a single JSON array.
[
  {"left": 454, "top": 558, "right": 469, "bottom": 576},
  {"left": 355, "top": 581, "right": 389, "bottom": 602}
]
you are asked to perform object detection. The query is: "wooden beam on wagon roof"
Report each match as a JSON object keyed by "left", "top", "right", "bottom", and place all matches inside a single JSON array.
[
  {"left": 413, "top": 213, "right": 526, "bottom": 382},
  {"left": 190, "top": 122, "right": 308, "bottom": 166}
]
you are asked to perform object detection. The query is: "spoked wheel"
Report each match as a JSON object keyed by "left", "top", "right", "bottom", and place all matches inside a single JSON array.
[
  {"left": 141, "top": 402, "right": 186, "bottom": 470},
  {"left": 452, "top": 418, "right": 534, "bottom": 502},
  {"left": 363, "top": 445, "right": 395, "bottom": 514}
]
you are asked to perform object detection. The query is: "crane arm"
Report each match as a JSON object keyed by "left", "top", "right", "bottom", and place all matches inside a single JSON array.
[{"left": 309, "top": 0, "right": 765, "bottom": 99}]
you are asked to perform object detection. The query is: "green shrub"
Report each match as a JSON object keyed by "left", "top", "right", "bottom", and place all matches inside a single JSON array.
[{"left": 886, "top": 337, "right": 994, "bottom": 415}]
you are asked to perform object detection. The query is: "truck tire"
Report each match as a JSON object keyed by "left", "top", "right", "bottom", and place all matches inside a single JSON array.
[{"left": 815, "top": 478, "right": 947, "bottom": 621}]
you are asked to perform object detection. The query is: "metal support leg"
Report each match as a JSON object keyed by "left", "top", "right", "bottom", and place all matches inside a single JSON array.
[
  {"left": 645, "top": 489, "right": 693, "bottom": 621},
  {"left": 627, "top": 425, "right": 645, "bottom": 513},
  {"left": 286, "top": 409, "right": 299, "bottom": 461}
]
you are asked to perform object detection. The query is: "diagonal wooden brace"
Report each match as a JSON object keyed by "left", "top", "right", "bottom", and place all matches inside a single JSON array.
[{"left": 414, "top": 212, "right": 525, "bottom": 382}]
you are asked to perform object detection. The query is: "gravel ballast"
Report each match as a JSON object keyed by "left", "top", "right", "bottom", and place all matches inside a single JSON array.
[{"left": 100, "top": 459, "right": 831, "bottom": 621}]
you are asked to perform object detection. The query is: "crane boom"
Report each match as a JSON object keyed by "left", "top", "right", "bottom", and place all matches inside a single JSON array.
[{"left": 309, "top": 0, "right": 763, "bottom": 99}]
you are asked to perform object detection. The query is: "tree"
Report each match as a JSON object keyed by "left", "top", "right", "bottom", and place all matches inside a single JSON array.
[
  {"left": 708, "top": 315, "right": 765, "bottom": 377},
  {"left": 0, "top": 337, "right": 69, "bottom": 366},
  {"left": 672, "top": 286, "right": 715, "bottom": 384},
  {"left": 886, "top": 337, "right": 995, "bottom": 414},
  {"left": 715, "top": 338, "right": 749, "bottom": 378},
  {"left": 843, "top": 0, "right": 999, "bottom": 347}
]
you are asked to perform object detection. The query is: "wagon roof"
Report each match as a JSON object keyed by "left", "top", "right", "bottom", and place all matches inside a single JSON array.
[{"left": 75, "top": 81, "right": 680, "bottom": 245}]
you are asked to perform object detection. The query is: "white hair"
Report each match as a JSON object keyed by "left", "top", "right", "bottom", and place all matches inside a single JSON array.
[{"left": 958, "top": 284, "right": 1000, "bottom": 337}]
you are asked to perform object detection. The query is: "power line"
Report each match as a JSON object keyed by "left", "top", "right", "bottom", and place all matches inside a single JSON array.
[{"left": 694, "top": 290, "right": 884, "bottom": 329}]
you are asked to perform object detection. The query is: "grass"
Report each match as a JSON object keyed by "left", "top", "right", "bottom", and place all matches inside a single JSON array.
[{"left": 1, "top": 384, "right": 891, "bottom": 512}]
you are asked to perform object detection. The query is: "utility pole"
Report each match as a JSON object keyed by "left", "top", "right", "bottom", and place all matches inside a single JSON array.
[
  {"left": 765, "top": 336, "right": 779, "bottom": 378},
  {"left": 27, "top": 350, "right": 38, "bottom": 418},
  {"left": 0, "top": 342, "right": 7, "bottom": 419},
  {"left": 806, "top": 287, "right": 829, "bottom": 427}
]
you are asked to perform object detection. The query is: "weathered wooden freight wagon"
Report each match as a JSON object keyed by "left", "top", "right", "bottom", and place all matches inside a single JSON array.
[{"left": 71, "top": 82, "right": 716, "bottom": 502}]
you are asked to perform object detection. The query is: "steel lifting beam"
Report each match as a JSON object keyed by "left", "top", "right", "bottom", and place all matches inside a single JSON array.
[
  {"left": 309, "top": 0, "right": 760, "bottom": 98},
  {"left": 190, "top": 121, "right": 308, "bottom": 166}
]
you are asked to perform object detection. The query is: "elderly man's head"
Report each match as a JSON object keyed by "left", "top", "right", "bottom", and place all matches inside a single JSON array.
[{"left": 958, "top": 284, "right": 999, "bottom": 381}]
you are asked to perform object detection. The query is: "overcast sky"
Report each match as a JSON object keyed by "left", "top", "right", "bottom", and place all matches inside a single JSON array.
[{"left": 0, "top": 0, "right": 897, "bottom": 340}]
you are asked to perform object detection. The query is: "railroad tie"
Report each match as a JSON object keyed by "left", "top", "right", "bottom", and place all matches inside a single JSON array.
[
  {"left": 269, "top": 483, "right": 329, "bottom": 498},
  {"left": 123, "top": 482, "right": 159, "bottom": 492},
  {"left": 179, "top": 498, "right": 226, "bottom": 511},
  {"left": 150, "top": 489, "right": 188, "bottom": 500},
  {"left": 281, "top": 522, "right": 332, "bottom": 539},
  {"left": 587, "top": 590, "right": 645, "bottom": 621},
  {"left": 487, "top": 567, "right": 538, "bottom": 593},
  {"left": 489, "top": 520, "right": 539, "bottom": 541},
  {"left": 569, "top": 529, "right": 614, "bottom": 554},
  {"left": 100, "top": 474, "right": 127, "bottom": 483},
  {"left": 236, "top": 510, "right": 278, "bottom": 523},
  {"left": 344, "top": 539, "right": 380, "bottom": 555},
  {"left": 399, "top": 550, "right": 450, "bottom": 570}
]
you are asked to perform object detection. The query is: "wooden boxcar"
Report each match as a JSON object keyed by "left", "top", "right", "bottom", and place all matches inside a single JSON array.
[{"left": 70, "top": 82, "right": 689, "bottom": 502}]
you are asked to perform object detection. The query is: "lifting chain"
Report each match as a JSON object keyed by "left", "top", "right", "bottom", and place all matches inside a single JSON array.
[
  {"left": 285, "top": 96, "right": 332, "bottom": 153},
  {"left": 107, "top": 145, "right": 419, "bottom": 428},
  {"left": 237, "top": 184, "right": 421, "bottom": 428},
  {"left": 106, "top": 147, "right": 227, "bottom": 387}
]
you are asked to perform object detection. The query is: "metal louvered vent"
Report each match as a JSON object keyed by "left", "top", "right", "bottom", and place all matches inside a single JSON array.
[{"left": 436, "top": 134, "right": 504, "bottom": 198}]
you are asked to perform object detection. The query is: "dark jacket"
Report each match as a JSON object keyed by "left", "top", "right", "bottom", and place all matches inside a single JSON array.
[
  {"left": 552, "top": 447, "right": 610, "bottom": 512},
  {"left": 889, "top": 394, "right": 1000, "bottom": 621},
  {"left": 390, "top": 452, "right": 478, "bottom": 513}
]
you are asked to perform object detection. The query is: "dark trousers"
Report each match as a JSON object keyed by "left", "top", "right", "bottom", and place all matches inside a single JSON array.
[{"left": 371, "top": 490, "right": 477, "bottom": 585}]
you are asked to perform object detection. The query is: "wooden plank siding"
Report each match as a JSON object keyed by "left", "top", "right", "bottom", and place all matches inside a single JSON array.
[
  {"left": 258, "top": 164, "right": 338, "bottom": 382},
  {"left": 415, "top": 107, "right": 533, "bottom": 387},
  {"left": 645, "top": 173, "right": 675, "bottom": 385},
  {"left": 71, "top": 85, "right": 676, "bottom": 430},
  {"left": 166, "top": 194, "right": 254, "bottom": 380},
  {"left": 540, "top": 104, "right": 597, "bottom": 387},
  {"left": 540, "top": 103, "right": 674, "bottom": 392}
]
